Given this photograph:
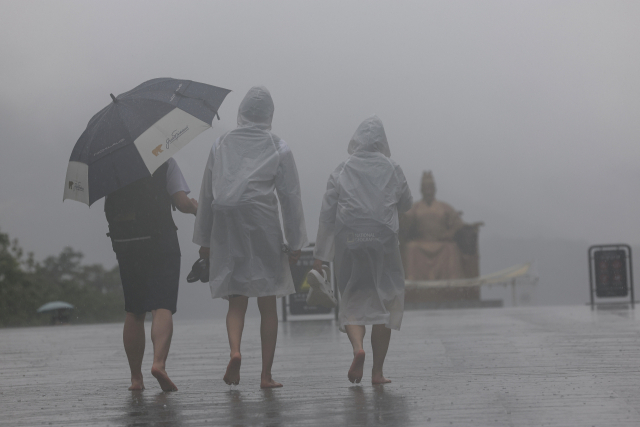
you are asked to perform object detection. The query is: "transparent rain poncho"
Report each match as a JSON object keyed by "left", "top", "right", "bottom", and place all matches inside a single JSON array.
[
  {"left": 193, "top": 86, "right": 308, "bottom": 299},
  {"left": 314, "top": 116, "right": 413, "bottom": 330}
]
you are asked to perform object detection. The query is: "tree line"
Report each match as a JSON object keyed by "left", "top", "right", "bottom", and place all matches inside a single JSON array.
[{"left": 0, "top": 228, "right": 124, "bottom": 327}]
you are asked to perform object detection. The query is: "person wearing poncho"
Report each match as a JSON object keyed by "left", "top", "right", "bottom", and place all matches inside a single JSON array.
[
  {"left": 193, "top": 86, "right": 308, "bottom": 388},
  {"left": 311, "top": 115, "right": 412, "bottom": 384}
]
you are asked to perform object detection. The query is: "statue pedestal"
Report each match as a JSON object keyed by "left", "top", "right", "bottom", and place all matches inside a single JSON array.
[
  {"left": 404, "top": 285, "right": 505, "bottom": 309},
  {"left": 405, "top": 286, "right": 480, "bottom": 305}
]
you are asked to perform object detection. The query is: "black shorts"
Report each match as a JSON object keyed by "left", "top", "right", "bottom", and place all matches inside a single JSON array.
[{"left": 113, "top": 231, "right": 181, "bottom": 314}]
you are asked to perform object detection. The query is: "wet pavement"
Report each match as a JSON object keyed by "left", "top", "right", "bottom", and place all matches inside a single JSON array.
[{"left": 2, "top": 306, "right": 640, "bottom": 426}]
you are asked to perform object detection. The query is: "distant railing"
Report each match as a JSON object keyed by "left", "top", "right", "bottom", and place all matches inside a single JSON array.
[{"left": 405, "top": 263, "right": 539, "bottom": 306}]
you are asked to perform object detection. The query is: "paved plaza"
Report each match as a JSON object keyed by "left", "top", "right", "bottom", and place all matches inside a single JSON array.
[{"left": 2, "top": 305, "right": 640, "bottom": 426}]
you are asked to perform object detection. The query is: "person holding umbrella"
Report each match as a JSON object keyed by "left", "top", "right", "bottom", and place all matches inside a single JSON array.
[
  {"left": 64, "top": 78, "right": 231, "bottom": 391},
  {"left": 193, "top": 86, "right": 308, "bottom": 389},
  {"left": 106, "top": 158, "right": 197, "bottom": 391}
]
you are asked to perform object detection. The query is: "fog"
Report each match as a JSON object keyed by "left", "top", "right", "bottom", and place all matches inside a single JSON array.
[{"left": 1, "top": 1, "right": 639, "bottom": 317}]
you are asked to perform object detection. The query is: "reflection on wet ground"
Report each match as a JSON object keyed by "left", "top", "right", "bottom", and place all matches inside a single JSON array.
[
  {"left": 3, "top": 306, "right": 640, "bottom": 426},
  {"left": 115, "top": 382, "right": 408, "bottom": 427},
  {"left": 120, "top": 391, "right": 184, "bottom": 427},
  {"left": 345, "top": 385, "right": 410, "bottom": 427}
]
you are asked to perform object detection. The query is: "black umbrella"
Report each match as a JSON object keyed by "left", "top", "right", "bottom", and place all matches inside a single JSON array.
[{"left": 63, "top": 78, "right": 230, "bottom": 205}]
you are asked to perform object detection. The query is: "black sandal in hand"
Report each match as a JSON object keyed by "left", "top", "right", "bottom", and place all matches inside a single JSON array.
[{"left": 187, "top": 258, "right": 209, "bottom": 283}]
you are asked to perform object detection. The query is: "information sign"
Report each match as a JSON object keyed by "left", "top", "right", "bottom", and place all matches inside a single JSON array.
[
  {"left": 594, "top": 249, "right": 628, "bottom": 297},
  {"left": 588, "top": 244, "right": 634, "bottom": 308}
]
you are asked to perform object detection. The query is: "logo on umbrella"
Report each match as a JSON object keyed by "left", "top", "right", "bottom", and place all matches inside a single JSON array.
[
  {"left": 93, "top": 138, "right": 126, "bottom": 157},
  {"left": 169, "top": 83, "right": 183, "bottom": 102},
  {"left": 68, "top": 181, "right": 84, "bottom": 192},
  {"left": 152, "top": 145, "right": 164, "bottom": 156},
  {"left": 166, "top": 126, "right": 189, "bottom": 149}
]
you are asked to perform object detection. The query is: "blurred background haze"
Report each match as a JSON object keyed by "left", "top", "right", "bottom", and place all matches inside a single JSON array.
[{"left": 1, "top": 1, "right": 639, "bottom": 318}]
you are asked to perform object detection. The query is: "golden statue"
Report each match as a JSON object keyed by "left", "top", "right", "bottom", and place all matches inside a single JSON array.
[{"left": 400, "top": 171, "right": 483, "bottom": 302}]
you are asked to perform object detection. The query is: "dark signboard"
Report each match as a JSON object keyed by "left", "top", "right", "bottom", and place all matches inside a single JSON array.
[
  {"left": 593, "top": 249, "right": 628, "bottom": 297},
  {"left": 288, "top": 249, "right": 332, "bottom": 315}
]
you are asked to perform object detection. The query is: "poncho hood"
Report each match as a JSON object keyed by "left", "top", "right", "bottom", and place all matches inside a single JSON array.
[
  {"left": 347, "top": 115, "right": 391, "bottom": 157},
  {"left": 237, "top": 86, "right": 274, "bottom": 130}
]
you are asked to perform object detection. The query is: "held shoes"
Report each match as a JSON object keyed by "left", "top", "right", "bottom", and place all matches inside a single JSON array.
[
  {"left": 187, "top": 258, "right": 209, "bottom": 283},
  {"left": 306, "top": 265, "right": 338, "bottom": 308}
]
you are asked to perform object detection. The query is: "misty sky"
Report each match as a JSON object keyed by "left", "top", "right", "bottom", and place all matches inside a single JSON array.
[{"left": 1, "top": 1, "right": 639, "bottom": 312}]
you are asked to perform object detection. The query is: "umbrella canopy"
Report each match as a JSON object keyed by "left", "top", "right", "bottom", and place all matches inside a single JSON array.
[
  {"left": 37, "top": 301, "right": 75, "bottom": 313},
  {"left": 63, "top": 78, "right": 231, "bottom": 206}
]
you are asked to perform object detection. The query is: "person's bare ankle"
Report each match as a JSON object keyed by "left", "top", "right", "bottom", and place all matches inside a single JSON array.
[
  {"left": 129, "top": 373, "right": 145, "bottom": 390},
  {"left": 348, "top": 349, "right": 366, "bottom": 383},
  {"left": 151, "top": 364, "right": 178, "bottom": 392},
  {"left": 260, "top": 373, "right": 283, "bottom": 389},
  {"left": 224, "top": 352, "right": 242, "bottom": 385},
  {"left": 371, "top": 369, "right": 391, "bottom": 384}
]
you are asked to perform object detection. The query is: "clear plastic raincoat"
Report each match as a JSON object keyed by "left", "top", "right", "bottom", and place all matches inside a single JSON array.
[
  {"left": 193, "top": 86, "right": 308, "bottom": 299},
  {"left": 314, "top": 116, "right": 413, "bottom": 330}
]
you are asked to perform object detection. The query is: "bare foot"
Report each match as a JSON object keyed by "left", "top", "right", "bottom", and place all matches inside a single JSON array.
[
  {"left": 348, "top": 349, "right": 365, "bottom": 383},
  {"left": 260, "top": 374, "right": 283, "bottom": 389},
  {"left": 224, "top": 353, "right": 242, "bottom": 385},
  {"left": 129, "top": 374, "right": 145, "bottom": 391},
  {"left": 151, "top": 365, "right": 178, "bottom": 392},
  {"left": 372, "top": 372, "right": 392, "bottom": 385}
]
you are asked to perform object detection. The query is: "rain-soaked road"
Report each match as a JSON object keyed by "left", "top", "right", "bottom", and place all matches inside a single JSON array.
[{"left": 2, "top": 306, "right": 640, "bottom": 426}]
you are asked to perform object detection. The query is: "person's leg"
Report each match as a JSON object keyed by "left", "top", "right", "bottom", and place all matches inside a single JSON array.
[
  {"left": 118, "top": 248, "right": 149, "bottom": 391},
  {"left": 371, "top": 324, "right": 392, "bottom": 384},
  {"left": 257, "top": 295, "right": 283, "bottom": 388},
  {"left": 345, "top": 324, "right": 366, "bottom": 383},
  {"left": 224, "top": 295, "right": 249, "bottom": 385},
  {"left": 123, "top": 312, "right": 147, "bottom": 390},
  {"left": 149, "top": 308, "right": 177, "bottom": 391}
]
